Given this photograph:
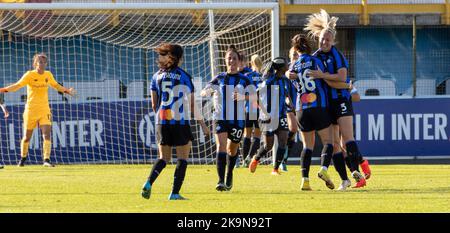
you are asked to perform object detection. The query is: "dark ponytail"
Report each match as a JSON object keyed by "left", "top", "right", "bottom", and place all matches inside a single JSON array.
[
  {"left": 262, "top": 57, "right": 287, "bottom": 79},
  {"left": 291, "top": 34, "right": 312, "bottom": 54}
]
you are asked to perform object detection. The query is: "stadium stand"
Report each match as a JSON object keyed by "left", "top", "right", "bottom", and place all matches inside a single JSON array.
[
  {"left": 63, "top": 79, "right": 121, "bottom": 102},
  {"left": 126, "top": 81, "right": 145, "bottom": 100},
  {"left": 402, "top": 79, "right": 437, "bottom": 96},
  {"left": 4, "top": 88, "right": 27, "bottom": 104},
  {"left": 4, "top": 86, "right": 63, "bottom": 103},
  {"left": 353, "top": 79, "right": 396, "bottom": 96}
]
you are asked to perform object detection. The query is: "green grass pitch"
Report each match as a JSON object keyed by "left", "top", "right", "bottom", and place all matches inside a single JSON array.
[{"left": 0, "top": 164, "right": 449, "bottom": 213}]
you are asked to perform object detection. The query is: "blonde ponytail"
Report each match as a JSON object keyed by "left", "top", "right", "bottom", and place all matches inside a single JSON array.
[
  {"left": 304, "top": 9, "right": 339, "bottom": 39},
  {"left": 250, "top": 54, "right": 263, "bottom": 73}
]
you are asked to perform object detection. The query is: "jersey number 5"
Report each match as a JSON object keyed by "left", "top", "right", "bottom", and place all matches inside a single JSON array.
[
  {"left": 340, "top": 103, "right": 347, "bottom": 113},
  {"left": 161, "top": 81, "right": 173, "bottom": 106}
]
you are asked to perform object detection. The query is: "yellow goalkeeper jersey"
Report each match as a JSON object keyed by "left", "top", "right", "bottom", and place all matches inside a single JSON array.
[{"left": 14, "top": 70, "right": 64, "bottom": 112}]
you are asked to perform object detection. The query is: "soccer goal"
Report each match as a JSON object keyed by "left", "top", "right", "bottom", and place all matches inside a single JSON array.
[{"left": 0, "top": 2, "right": 279, "bottom": 165}]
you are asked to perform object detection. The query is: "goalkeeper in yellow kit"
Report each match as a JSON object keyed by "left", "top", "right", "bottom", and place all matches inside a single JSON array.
[{"left": 0, "top": 53, "right": 76, "bottom": 167}]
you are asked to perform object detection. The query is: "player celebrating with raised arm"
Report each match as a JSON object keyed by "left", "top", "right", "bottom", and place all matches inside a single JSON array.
[
  {"left": 141, "top": 43, "right": 209, "bottom": 200},
  {"left": 304, "top": 9, "right": 369, "bottom": 188},
  {"left": 201, "top": 45, "right": 253, "bottom": 192},
  {"left": 0, "top": 53, "right": 75, "bottom": 167},
  {"left": 249, "top": 57, "right": 294, "bottom": 175}
]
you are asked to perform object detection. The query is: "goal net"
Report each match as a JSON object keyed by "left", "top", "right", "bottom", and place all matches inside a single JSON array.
[{"left": 0, "top": 2, "right": 278, "bottom": 165}]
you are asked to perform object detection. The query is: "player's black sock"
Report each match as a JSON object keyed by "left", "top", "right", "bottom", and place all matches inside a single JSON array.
[
  {"left": 320, "top": 144, "right": 333, "bottom": 168},
  {"left": 254, "top": 146, "right": 268, "bottom": 161},
  {"left": 301, "top": 148, "right": 313, "bottom": 178},
  {"left": 216, "top": 152, "right": 227, "bottom": 183},
  {"left": 287, "top": 132, "right": 295, "bottom": 148},
  {"left": 345, "top": 141, "right": 361, "bottom": 172},
  {"left": 172, "top": 159, "right": 188, "bottom": 194},
  {"left": 345, "top": 155, "right": 352, "bottom": 171},
  {"left": 242, "top": 137, "right": 251, "bottom": 159},
  {"left": 274, "top": 146, "right": 286, "bottom": 169},
  {"left": 332, "top": 152, "right": 348, "bottom": 180},
  {"left": 247, "top": 137, "right": 260, "bottom": 160},
  {"left": 226, "top": 155, "right": 238, "bottom": 187},
  {"left": 358, "top": 155, "right": 365, "bottom": 164},
  {"left": 284, "top": 135, "right": 295, "bottom": 164},
  {"left": 148, "top": 159, "right": 166, "bottom": 185}
]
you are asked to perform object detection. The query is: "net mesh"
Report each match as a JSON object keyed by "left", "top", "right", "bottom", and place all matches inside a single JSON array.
[{"left": 0, "top": 5, "right": 274, "bottom": 165}]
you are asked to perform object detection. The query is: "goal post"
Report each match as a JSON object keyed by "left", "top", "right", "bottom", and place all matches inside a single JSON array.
[{"left": 0, "top": 2, "right": 279, "bottom": 165}]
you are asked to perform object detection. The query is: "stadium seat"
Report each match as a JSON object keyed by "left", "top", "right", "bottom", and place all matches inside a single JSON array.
[
  {"left": 353, "top": 79, "right": 396, "bottom": 96},
  {"left": 365, "top": 89, "right": 380, "bottom": 96},
  {"left": 403, "top": 79, "right": 436, "bottom": 96},
  {"left": 127, "top": 81, "right": 145, "bottom": 100},
  {"left": 64, "top": 79, "right": 121, "bottom": 102}
]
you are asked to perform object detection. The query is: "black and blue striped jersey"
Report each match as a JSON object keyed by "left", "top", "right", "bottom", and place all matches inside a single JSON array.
[
  {"left": 287, "top": 62, "right": 301, "bottom": 112},
  {"left": 257, "top": 73, "right": 294, "bottom": 120},
  {"left": 240, "top": 66, "right": 253, "bottom": 75},
  {"left": 207, "top": 72, "right": 252, "bottom": 127},
  {"left": 314, "top": 46, "right": 351, "bottom": 100},
  {"left": 245, "top": 71, "right": 262, "bottom": 119},
  {"left": 288, "top": 78, "right": 299, "bottom": 111},
  {"left": 290, "top": 53, "right": 328, "bottom": 110},
  {"left": 246, "top": 70, "right": 263, "bottom": 85},
  {"left": 150, "top": 67, "right": 194, "bottom": 125}
]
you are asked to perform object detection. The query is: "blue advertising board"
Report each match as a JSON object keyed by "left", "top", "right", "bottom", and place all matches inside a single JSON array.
[
  {"left": 353, "top": 98, "right": 450, "bottom": 157},
  {"left": 0, "top": 98, "right": 449, "bottom": 164}
]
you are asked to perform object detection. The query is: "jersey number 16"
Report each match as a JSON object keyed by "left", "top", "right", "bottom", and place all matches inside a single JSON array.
[{"left": 298, "top": 69, "right": 316, "bottom": 93}]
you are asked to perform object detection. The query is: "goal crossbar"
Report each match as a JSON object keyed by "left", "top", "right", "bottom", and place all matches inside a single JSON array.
[
  {"left": 0, "top": 2, "right": 278, "bottom": 10},
  {"left": 0, "top": 2, "right": 279, "bottom": 58}
]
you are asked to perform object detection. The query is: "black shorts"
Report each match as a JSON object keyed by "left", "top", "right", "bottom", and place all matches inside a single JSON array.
[
  {"left": 245, "top": 119, "right": 260, "bottom": 129},
  {"left": 260, "top": 117, "right": 289, "bottom": 136},
  {"left": 214, "top": 120, "right": 244, "bottom": 143},
  {"left": 156, "top": 124, "right": 193, "bottom": 146},
  {"left": 328, "top": 98, "right": 354, "bottom": 125},
  {"left": 297, "top": 108, "right": 331, "bottom": 132},
  {"left": 245, "top": 112, "right": 260, "bottom": 129}
]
